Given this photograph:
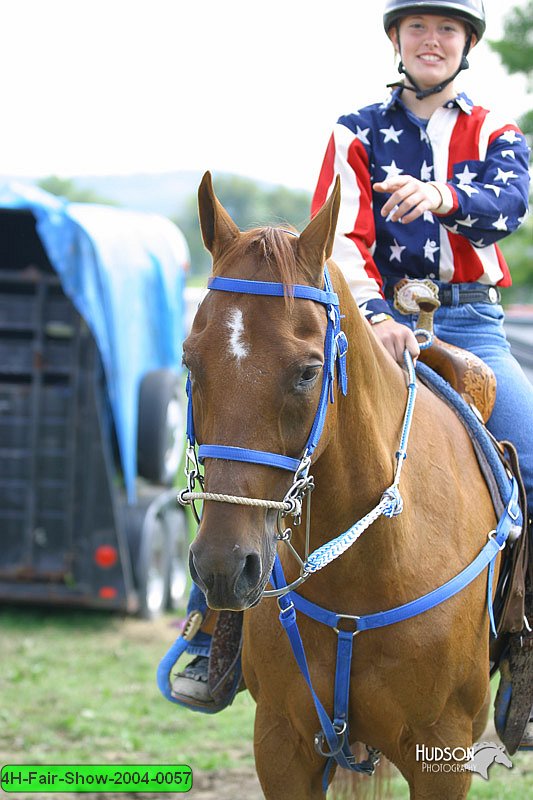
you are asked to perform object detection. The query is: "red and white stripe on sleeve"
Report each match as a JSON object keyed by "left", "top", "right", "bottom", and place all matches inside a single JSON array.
[
  {"left": 312, "top": 124, "right": 385, "bottom": 306},
  {"left": 433, "top": 105, "right": 514, "bottom": 286}
]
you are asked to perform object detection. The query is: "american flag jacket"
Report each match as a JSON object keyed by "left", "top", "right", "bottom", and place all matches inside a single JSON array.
[{"left": 311, "top": 88, "right": 531, "bottom": 319}]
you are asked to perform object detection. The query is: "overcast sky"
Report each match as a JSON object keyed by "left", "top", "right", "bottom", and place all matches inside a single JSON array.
[{"left": 0, "top": 0, "right": 529, "bottom": 191}]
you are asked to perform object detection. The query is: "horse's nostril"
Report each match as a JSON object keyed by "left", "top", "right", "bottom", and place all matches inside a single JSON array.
[
  {"left": 239, "top": 552, "right": 262, "bottom": 591},
  {"left": 189, "top": 550, "right": 211, "bottom": 592}
]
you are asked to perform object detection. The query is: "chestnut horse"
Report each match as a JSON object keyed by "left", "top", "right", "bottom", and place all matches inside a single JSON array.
[{"left": 184, "top": 172, "right": 508, "bottom": 799}]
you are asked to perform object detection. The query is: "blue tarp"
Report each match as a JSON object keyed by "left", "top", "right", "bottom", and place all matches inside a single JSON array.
[{"left": 0, "top": 182, "right": 188, "bottom": 501}]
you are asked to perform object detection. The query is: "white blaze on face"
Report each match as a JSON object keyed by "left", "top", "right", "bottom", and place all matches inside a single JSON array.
[{"left": 226, "top": 308, "right": 249, "bottom": 361}]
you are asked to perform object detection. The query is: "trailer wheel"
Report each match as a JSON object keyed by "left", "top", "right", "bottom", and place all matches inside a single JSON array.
[
  {"left": 137, "top": 369, "right": 184, "bottom": 486},
  {"left": 165, "top": 506, "right": 189, "bottom": 610},
  {"left": 137, "top": 515, "right": 169, "bottom": 619}
]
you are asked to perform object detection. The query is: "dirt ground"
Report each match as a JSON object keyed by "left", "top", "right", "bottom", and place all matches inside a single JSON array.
[{"left": 189, "top": 767, "right": 263, "bottom": 798}]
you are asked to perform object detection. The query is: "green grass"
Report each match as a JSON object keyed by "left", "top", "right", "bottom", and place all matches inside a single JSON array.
[
  {"left": 0, "top": 606, "right": 531, "bottom": 798},
  {"left": 0, "top": 607, "right": 255, "bottom": 772}
]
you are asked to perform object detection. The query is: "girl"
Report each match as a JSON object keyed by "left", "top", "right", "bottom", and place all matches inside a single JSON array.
[{"left": 311, "top": 0, "right": 532, "bottom": 750}]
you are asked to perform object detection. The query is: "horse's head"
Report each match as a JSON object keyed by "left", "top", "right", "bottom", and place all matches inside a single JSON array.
[
  {"left": 184, "top": 171, "right": 341, "bottom": 610},
  {"left": 464, "top": 742, "right": 513, "bottom": 778},
  {"left": 493, "top": 745, "right": 512, "bottom": 769}
]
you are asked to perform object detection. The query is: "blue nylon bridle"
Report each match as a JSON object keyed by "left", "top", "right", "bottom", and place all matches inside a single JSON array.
[
  {"left": 172, "top": 261, "right": 522, "bottom": 789},
  {"left": 184, "top": 267, "right": 348, "bottom": 473}
]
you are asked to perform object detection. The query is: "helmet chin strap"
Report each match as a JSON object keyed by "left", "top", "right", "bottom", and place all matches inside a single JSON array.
[{"left": 397, "top": 31, "right": 472, "bottom": 101}]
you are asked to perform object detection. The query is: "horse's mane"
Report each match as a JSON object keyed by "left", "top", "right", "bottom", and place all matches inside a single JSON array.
[{"left": 215, "top": 226, "right": 304, "bottom": 289}]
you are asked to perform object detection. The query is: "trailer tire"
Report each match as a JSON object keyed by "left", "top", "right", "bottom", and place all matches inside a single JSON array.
[
  {"left": 137, "top": 515, "right": 169, "bottom": 619},
  {"left": 137, "top": 369, "right": 184, "bottom": 486},
  {"left": 165, "top": 506, "right": 189, "bottom": 611}
]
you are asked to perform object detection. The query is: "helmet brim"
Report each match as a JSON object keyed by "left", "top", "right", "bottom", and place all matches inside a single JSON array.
[{"left": 383, "top": 2, "right": 485, "bottom": 40}]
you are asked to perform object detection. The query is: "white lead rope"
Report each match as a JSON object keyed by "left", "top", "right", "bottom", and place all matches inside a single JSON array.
[{"left": 179, "top": 491, "right": 291, "bottom": 512}]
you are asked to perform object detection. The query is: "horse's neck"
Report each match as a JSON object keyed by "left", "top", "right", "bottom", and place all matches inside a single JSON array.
[{"left": 313, "top": 275, "right": 409, "bottom": 526}]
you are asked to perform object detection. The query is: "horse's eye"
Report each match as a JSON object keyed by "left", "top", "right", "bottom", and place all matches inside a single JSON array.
[{"left": 297, "top": 364, "right": 322, "bottom": 390}]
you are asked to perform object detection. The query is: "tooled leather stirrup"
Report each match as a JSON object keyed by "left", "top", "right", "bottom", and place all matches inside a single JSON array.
[{"left": 414, "top": 294, "right": 497, "bottom": 424}]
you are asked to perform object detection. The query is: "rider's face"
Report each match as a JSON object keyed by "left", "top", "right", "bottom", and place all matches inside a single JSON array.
[{"left": 391, "top": 15, "right": 472, "bottom": 90}]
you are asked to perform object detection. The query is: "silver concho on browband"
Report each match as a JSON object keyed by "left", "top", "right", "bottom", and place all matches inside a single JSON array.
[{"left": 393, "top": 278, "right": 440, "bottom": 315}]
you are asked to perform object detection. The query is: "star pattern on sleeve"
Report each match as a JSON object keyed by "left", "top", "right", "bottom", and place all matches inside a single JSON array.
[
  {"left": 457, "top": 184, "right": 479, "bottom": 197},
  {"left": 499, "top": 130, "right": 522, "bottom": 145},
  {"left": 495, "top": 168, "right": 518, "bottom": 184},
  {"left": 501, "top": 149, "right": 516, "bottom": 159},
  {"left": 492, "top": 215, "right": 508, "bottom": 231},
  {"left": 455, "top": 164, "right": 479, "bottom": 196},
  {"left": 455, "top": 165, "right": 477, "bottom": 184},
  {"left": 380, "top": 125, "right": 403, "bottom": 143},
  {"left": 484, "top": 184, "right": 502, "bottom": 197},
  {"left": 456, "top": 214, "right": 479, "bottom": 227}
]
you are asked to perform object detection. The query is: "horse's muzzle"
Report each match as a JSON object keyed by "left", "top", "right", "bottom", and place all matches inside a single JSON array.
[{"left": 189, "top": 542, "right": 266, "bottom": 611}]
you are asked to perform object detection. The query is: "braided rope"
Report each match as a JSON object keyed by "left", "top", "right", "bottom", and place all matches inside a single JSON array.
[
  {"left": 304, "top": 486, "right": 403, "bottom": 573},
  {"left": 303, "top": 351, "right": 418, "bottom": 574},
  {"left": 179, "top": 490, "right": 291, "bottom": 512}
]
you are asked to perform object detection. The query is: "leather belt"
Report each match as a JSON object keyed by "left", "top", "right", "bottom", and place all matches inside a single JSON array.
[{"left": 385, "top": 282, "right": 501, "bottom": 307}]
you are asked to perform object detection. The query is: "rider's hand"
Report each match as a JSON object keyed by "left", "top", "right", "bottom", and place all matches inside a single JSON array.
[
  {"left": 374, "top": 176, "right": 444, "bottom": 224},
  {"left": 370, "top": 317, "right": 420, "bottom": 365}
]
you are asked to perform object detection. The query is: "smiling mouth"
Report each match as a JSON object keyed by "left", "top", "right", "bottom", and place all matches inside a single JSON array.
[{"left": 418, "top": 54, "right": 444, "bottom": 63}]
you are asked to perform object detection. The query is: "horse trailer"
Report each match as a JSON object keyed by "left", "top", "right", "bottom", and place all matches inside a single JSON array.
[{"left": 0, "top": 184, "right": 189, "bottom": 617}]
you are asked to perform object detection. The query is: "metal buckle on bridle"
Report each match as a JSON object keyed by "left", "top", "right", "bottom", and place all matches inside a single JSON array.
[
  {"left": 314, "top": 722, "right": 347, "bottom": 758},
  {"left": 178, "top": 442, "right": 204, "bottom": 523},
  {"left": 281, "top": 454, "right": 313, "bottom": 525},
  {"left": 333, "top": 613, "right": 360, "bottom": 637},
  {"left": 315, "top": 726, "right": 381, "bottom": 775},
  {"left": 262, "top": 456, "right": 315, "bottom": 599}
]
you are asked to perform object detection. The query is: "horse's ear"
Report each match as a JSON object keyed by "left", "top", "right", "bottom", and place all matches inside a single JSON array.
[
  {"left": 198, "top": 171, "right": 240, "bottom": 264},
  {"left": 298, "top": 175, "right": 340, "bottom": 283}
]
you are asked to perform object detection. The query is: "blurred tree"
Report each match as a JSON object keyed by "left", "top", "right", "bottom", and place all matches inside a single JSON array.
[
  {"left": 500, "top": 216, "right": 533, "bottom": 302},
  {"left": 37, "top": 175, "right": 117, "bottom": 205},
  {"left": 175, "top": 174, "right": 311, "bottom": 276},
  {"left": 488, "top": 0, "right": 533, "bottom": 137},
  {"left": 488, "top": 1, "right": 533, "bottom": 300}
]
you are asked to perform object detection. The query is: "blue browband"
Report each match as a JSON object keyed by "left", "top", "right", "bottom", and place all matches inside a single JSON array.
[{"left": 185, "top": 267, "right": 349, "bottom": 468}]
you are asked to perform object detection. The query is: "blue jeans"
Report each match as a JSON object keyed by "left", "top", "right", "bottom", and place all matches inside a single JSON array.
[{"left": 390, "top": 300, "right": 533, "bottom": 514}]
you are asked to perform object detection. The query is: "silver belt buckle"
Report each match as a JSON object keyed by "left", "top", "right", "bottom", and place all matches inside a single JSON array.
[{"left": 393, "top": 278, "right": 440, "bottom": 315}]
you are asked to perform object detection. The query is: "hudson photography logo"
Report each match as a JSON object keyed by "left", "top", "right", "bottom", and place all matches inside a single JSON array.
[{"left": 416, "top": 741, "right": 513, "bottom": 779}]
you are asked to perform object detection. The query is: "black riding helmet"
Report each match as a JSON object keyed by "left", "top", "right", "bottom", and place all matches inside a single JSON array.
[{"left": 383, "top": 0, "right": 487, "bottom": 100}]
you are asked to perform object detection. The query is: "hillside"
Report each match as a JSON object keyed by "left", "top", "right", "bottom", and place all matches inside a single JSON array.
[{"left": 0, "top": 170, "right": 304, "bottom": 219}]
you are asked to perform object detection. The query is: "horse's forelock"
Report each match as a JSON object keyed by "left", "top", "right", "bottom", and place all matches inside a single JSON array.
[{"left": 215, "top": 226, "right": 300, "bottom": 288}]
